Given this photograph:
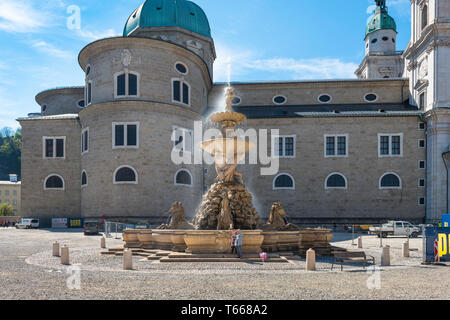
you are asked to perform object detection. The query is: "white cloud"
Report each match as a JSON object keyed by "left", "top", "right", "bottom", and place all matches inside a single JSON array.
[
  {"left": 31, "top": 41, "right": 74, "bottom": 59},
  {"left": 0, "top": 0, "right": 52, "bottom": 33},
  {"left": 75, "top": 28, "right": 119, "bottom": 41},
  {"left": 213, "top": 43, "right": 358, "bottom": 82}
]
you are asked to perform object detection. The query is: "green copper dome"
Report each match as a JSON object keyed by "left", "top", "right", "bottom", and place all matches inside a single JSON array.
[
  {"left": 365, "top": 7, "right": 397, "bottom": 38},
  {"left": 123, "top": 0, "right": 212, "bottom": 38}
]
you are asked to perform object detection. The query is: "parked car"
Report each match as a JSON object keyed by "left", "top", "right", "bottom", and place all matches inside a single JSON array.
[
  {"left": 16, "top": 218, "right": 39, "bottom": 229},
  {"left": 83, "top": 220, "right": 99, "bottom": 235},
  {"left": 369, "top": 221, "right": 421, "bottom": 238}
]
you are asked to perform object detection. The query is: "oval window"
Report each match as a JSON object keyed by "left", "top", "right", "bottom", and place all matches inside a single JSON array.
[
  {"left": 273, "top": 96, "right": 286, "bottom": 105},
  {"left": 365, "top": 93, "right": 378, "bottom": 102},
  {"left": 42, "top": 105, "right": 47, "bottom": 112},
  {"left": 175, "top": 63, "right": 188, "bottom": 74},
  {"left": 78, "top": 100, "right": 85, "bottom": 108},
  {"left": 371, "top": 38, "right": 378, "bottom": 44},
  {"left": 382, "top": 36, "right": 389, "bottom": 41},
  {"left": 232, "top": 97, "right": 241, "bottom": 105},
  {"left": 86, "top": 66, "right": 91, "bottom": 76},
  {"left": 318, "top": 94, "right": 332, "bottom": 103}
]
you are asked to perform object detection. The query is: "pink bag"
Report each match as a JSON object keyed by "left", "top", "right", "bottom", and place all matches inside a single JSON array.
[{"left": 260, "top": 252, "right": 268, "bottom": 262}]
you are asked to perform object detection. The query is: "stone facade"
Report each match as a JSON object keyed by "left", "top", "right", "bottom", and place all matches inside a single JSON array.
[{"left": 16, "top": 0, "right": 449, "bottom": 226}]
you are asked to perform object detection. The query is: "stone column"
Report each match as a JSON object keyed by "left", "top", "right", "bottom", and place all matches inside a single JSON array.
[
  {"left": 101, "top": 236, "right": 106, "bottom": 249},
  {"left": 52, "top": 241, "right": 60, "bottom": 257},
  {"left": 357, "top": 237, "right": 363, "bottom": 249},
  {"left": 424, "top": 109, "right": 450, "bottom": 223},
  {"left": 381, "top": 245, "right": 390, "bottom": 266},
  {"left": 61, "top": 245, "right": 70, "bottom": 265},
  {"left": 306, "top": 248, "right": 316, "bottom": 271},
  {"left": 123, "top": 249, "right": 133, "bottom": 270}
]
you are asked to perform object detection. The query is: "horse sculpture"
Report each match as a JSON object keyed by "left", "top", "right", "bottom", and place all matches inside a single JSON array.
[
  {"left": 262, "top": 202, "right": 299, "bottom": 231},
  {"left": 157, "top": 201, "right": 193, "bottom": 230}
]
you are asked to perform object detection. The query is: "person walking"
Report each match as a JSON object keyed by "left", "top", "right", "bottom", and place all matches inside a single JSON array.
[
  {"left": 231, "top": 230, "right": 237, "bottom": 254},
  {"left": 234, "top": 230, "right": 243, "bottom": 259}
]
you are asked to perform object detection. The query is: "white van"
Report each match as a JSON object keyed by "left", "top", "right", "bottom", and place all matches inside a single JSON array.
[{"left": 16, "top": 218, "right": 40, "bottom": 229}]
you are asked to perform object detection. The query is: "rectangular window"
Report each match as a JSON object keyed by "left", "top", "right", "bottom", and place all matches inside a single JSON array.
[
  {"left": 273, "top": 135, "right": 296, "bottom": 158},
  {"left": 13, "top": 190, "right": 17, "bottom": 196},
  {"left": 43, "top": 137, "right": 65, "bottom": 159},
  {"left": 127, "top": 124, "right": 137, "bottom": 146},
  {"left": 5, "top": 190, "right": 9, "bottom": 196},
  {"left": 378, "top": 134, "right": 403, "bottom": 157},
  {"left": 419, "top": 160, "right": 426, "bottom": 169},
  {"left": 418, "top": 139, "right": 425, "bottom": 148},
  {"left": 128, "top": 74, "right": 137, "bottom": 96},
  {"left": 13, "top": 200, "right": 17, "bottom": 206},
  {"left": 87, "top": 82, "right": 92, "bottom": 104},
  {"left": 418, "top": 179, "right": 425, "bottom": 187},
  {"left": 81, "top": 128, "right": 89, "bottom": 154},
  {"left": 173, "top": 127, "right": 193, "bottom": 153},
  {"left": 173, "top": 80, "right": 181, "bottom": 102},
  {"left": 113, "top": 123, "right": 139, "bottom": 148},
  {"left": 418, "top": 122, "right": 426, "bottom": 130},
  {"left": 324, "top": 135, "right": 348, "bottom": 157},
  {"left": 172, "top": 79, "right": 190, "bottom": 106},
  {"left": 117, "top": 74, "right": 126, "bottom": 96},
  {"left": 419, "top": 197, "right": 425, "bottom": 205},
  {"left": 419, "top": 92, "right": 426, "bottom": 109}
]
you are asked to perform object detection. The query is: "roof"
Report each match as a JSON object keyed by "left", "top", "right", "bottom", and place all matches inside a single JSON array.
[
  {"left": 366, "top": 6, "right": 397, "bottom": 38},
  {"left": 0, "top": 181, "right": 21, "bottom": 185},
  {"left": 17, "top": 114, "right": 79, "bottom": 121},
  {"left": 123, "top": 0, "right": 212, "bottom": 38},
  {"left": 232, "top": 103, "right": 421, "bottom": 119}
]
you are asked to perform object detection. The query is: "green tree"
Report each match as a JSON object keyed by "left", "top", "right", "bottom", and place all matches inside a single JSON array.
[
  {"left": 0, "top": 127, "right": 21, "bottom": 181},
  {"left": 0, "top": 203, "right": 14, "bottom": 216}
]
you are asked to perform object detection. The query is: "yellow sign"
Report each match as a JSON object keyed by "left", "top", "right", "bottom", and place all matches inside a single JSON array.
[{"left": 438, "top": 233, "right": 450, "bottom": 257}]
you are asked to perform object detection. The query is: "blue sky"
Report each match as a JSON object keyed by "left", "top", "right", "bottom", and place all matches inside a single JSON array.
[{"left": 0, "top": 0, "right": 411, "bottom": 130}]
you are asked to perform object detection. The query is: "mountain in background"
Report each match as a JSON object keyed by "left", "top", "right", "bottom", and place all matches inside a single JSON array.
[{"left": 0, "top": 127, "right": 21, "bottom": 181}]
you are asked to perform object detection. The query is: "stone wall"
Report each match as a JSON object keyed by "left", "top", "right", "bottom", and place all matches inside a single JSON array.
[{"left": 19, "top": 117, "right": 82, "bottom": 223}]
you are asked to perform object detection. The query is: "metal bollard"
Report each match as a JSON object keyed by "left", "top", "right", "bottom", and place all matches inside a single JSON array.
[
  {"left": 357, "top": 236, "right": 363, "bottom": 249},
  {"left": 381, "top": 245, "right": 390, "bottom": 266},
  {"left": 402, "top": 241, "right": 409, "bottom": 258},
  {"left": 52, "top": 241, "right": 60, "bottom": 257},
  {"left": 123, "top": 249, "right": 133, "bottom": 270},
  {"left": 100, "top": 236, "right": 106, "bottom": 249},
  {"left": 306, "top": 248, "right": 316, "bottom": 271},
  {"left": 60, "top": 245, "right": 70, "bottom": 265}
]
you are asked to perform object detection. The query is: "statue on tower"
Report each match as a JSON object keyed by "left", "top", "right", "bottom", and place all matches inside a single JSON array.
[{"left": 375, "top": 0, "right": 386, "bottom": 9}]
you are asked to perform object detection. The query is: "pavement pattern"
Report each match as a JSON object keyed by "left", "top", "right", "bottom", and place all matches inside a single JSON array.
[{"left": 0, "top": 228, "right": 449, "bottom": 300}]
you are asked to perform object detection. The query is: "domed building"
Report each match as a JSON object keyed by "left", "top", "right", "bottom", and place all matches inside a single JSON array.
[{"left": 18, "top": 0, "right": 450, "bottom": 227}]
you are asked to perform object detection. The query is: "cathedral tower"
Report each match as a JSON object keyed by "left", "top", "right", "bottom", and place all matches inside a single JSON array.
[
  {"left": 355, "top": 0, "right": 405, "bottom": 79},
  {"left": 403, "top": 0, "right": 450, "bottom": 222}
]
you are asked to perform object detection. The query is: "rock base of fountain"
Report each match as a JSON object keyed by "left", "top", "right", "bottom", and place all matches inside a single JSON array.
[{"left": 193, "top": 181, "right": 260, "bottom": 230}]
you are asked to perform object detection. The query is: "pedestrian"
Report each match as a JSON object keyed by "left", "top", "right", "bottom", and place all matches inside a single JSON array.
[
  {"left": 231, "top": 230, "right": 237, "bottom": 254},
  {"left": 234, "top": 230, "right": 243, "bottom": 259}
]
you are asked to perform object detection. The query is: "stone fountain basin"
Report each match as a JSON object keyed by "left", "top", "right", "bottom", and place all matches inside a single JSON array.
[
  {"left": 136, "top": 230, "right": 153, "bottom": 249},
  {"left": 123, "top": 230, "right": 142, "bottom": 248},
  {"left": 123, "top": 229, "right": 332, "bottom": 255}
]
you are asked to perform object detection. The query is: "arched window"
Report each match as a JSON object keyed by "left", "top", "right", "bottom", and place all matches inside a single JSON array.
[
  {"left": 174, "top": 169, "right": 192, "bottom": 186},
  {"left": 115, "top": 72, "right": 139, "bottom": 97},
  {"left": 114, "top": 166, "right": 138, "bottom": 184},
  {"left": 379, "top": 173, "right": 402, "bottom": 189},
  {"left": 421, "top": 5, "right": 428, "bottom": 30},
  {"left": 273, "top": 173, "right": 295, "bottom": 190},
  {"left": 325, "top": 173, "right": 347, "bottom": 189},
  {"left": 81, "top": 171, "right": 88, "bottom": 187},
  {"left": 44, "top": 174, "right": 64, "bottom": 190},
  {"left": 172, "top": 79, "right": 190, "bottom": 106}
]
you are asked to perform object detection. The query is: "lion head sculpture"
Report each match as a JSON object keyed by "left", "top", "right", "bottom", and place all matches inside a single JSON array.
[{"left": 263, "top": 202, "right": 299, "bottom": 231}]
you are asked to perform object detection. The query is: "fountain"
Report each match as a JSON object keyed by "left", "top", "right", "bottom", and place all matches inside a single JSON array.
[
  {"left": 193, "top": 86, "right": 260, "bottom": 231},
  {"left": 117, "top": 67, "right": 335, "bottom": 259}
]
